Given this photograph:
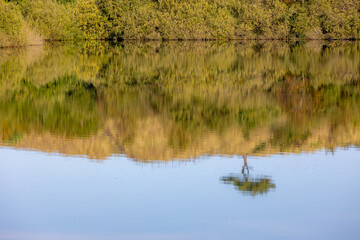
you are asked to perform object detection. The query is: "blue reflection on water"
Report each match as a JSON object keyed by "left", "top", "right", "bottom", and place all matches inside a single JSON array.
[{"left": 0, "top": 148, "right": 359, "bottom": 240}]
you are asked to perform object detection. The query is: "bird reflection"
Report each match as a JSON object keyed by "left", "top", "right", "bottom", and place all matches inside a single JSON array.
[{"left": 221, "top": 154, "right": 276, "bottom": 196}]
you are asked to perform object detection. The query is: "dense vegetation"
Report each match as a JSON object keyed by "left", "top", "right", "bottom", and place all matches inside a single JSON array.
[
  {"left": 1, "top": 0, "right": 360, "bottom": 46},
  {"left": 0, "top": 41, "right": 359, "bottom": 160}
]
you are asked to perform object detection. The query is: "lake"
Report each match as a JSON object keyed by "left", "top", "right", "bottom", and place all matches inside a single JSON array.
[{"left": 0, "top": 41, "right": 359, "bottom": 240}]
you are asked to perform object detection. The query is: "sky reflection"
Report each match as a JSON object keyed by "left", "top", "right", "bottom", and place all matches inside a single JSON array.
[{"left": 0, "top": 148, "right": 359, "bottom": 240}]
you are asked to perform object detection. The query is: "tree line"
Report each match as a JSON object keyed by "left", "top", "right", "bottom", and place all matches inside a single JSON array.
[{"left": 1, "top": 0, "right": 360, "bottom": 46}]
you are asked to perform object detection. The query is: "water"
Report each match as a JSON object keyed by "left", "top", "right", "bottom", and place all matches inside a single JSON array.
[{"left": 0, "top": 41, "right": 359, "bottom": 239}]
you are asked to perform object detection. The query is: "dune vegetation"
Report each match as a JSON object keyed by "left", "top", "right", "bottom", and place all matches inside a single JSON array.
[{"left": 1, "top": 0, "right": 360, "bottom": 46}]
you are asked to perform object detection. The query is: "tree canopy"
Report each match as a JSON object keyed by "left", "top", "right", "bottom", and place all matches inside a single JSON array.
[{"left": 1, "top": 0, "right": 360, "bottom": 46}]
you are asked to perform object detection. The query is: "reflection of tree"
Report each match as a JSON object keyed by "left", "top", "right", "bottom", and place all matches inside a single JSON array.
[
  {"left": 1, "top": 42, "right": 360, "bottom": 160},
  {"left": 221, "top": 154, "right": 276, "bottom": 196},
  {"left": 0, "top": 75, "right": 100, "bottom": 139}
]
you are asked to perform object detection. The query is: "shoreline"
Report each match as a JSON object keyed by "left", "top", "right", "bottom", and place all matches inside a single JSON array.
[{"left": 1, "top": 38, "right": 359, "bottom": 49}]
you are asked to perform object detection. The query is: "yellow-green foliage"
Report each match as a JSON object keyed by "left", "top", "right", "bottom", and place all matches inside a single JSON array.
[
  {"left": 310, "top": 0, "right": 360, "bottom": 39},
  {"left": 74, "top": 0, "right": 106, "bottom": 39},
  {"left": 95, "top": 0, "right": 127, "bottom": 39},
  {"left": 159, "top": 0, "right": 236, "bottom": 39},
  {"left": 1, "top": 0, "right": 360, "bottom": 45},
  {"left": 0, "top": 0, "right": 27, "bottom": 46},
  {"left": 21, "top": 0, "right": 81, "bottom": 39},
  {"left": 96, "top": 0, "right": 360, "bottom": 40}
]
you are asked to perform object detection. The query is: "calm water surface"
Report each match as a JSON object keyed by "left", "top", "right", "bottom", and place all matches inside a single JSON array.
[{"left": 0, "top": 41, "right": 359, "bottom": 239}]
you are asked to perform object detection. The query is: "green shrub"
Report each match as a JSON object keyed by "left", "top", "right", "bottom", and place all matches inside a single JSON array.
[
  {"left": 0, "top": 0, "right": 27, "bottom": 46},
  {"left": 96, "top": 0, "right": 127, "bottom": 39},
  {"left": 122, "top": 1, "right": 160, "bottom": 39},
  {"left": 74, "top": 0, "right": 106, "bottom": 39},
  {"left": 96, "top": 0, "right": 160, "bottom": 40},
  {"left": 21, "top": 0, "right": 81, "bottom": 40},
  {"left": 310, "top": 0, "right": 360, "bottom": 39}
]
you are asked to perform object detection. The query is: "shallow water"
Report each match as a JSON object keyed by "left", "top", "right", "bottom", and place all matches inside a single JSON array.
[{"left": 0, "top": 41, "right": 359, "bottom": 239}]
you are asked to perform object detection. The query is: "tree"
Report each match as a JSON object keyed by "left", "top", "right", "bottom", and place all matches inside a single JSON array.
[{"left": 74, "top": 0, "right": 106, "bottom": 39}]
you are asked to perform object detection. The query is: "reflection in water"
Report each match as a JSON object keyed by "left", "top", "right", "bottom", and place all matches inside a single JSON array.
[
  {"left": 0, "top": 41, "right": 360, "bottom": 161},
  {"left": 221, "top": 176, "right": 276, "bottom": 196},
  {"left": 221, "top": 154, "right": 276, "bottom": 196}
]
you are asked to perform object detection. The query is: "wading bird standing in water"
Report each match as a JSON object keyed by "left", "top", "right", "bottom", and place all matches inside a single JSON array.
[{"left": 220, "top": 154, "right": 276, "bottom": 196}]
